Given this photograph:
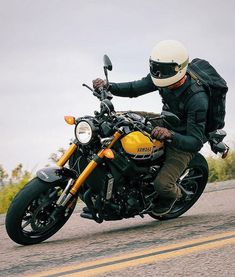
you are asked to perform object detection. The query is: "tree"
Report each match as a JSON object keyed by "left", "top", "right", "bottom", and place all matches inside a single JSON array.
[
  {"left": 10, "top": 164, "right": 31, "bottom": 184},
  {"left": 0, "top": 164, "right": 8, "bottom": 186},
  {"left": 49, "top": 148, "right": 66, "bottom": 163}
]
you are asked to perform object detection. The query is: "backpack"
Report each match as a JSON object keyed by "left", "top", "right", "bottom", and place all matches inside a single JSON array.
[{"left": 185, "top": 58, "right": 228, "bottom": 137}]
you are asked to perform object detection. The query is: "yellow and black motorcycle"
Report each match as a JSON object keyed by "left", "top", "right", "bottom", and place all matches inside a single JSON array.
[{"left": 6, "top": 55, "right": 211, "bottom": 245}]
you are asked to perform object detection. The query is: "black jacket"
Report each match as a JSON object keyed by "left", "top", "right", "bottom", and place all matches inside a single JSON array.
[{"left": 110, "top": 73, "right": 209, "bottom": 153}]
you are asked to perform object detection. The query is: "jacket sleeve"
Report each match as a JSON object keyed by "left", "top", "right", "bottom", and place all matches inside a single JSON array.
[
  {"left": 170, "top": 91, "right": 209, "bottom": 152},
  {"left": 110, "top": 74, "right": 157, "bottom": 98}
]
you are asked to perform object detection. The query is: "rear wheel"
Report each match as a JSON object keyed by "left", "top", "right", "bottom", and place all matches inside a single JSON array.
[
  {"left": 5, "top": 177, "right": 77, "bottom": 245},
  {"left": 149, "top": 153, "right": 208, "bottom": 220}
]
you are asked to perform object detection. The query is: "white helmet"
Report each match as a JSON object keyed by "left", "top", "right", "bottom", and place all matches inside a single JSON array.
[{"left": 149, "top": 40, "right": 189, "bottom": 88}]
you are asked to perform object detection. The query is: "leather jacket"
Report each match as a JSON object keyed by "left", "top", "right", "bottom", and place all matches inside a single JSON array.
[{"left": 110, "top": 73, "right": 209, "bottom": 153}]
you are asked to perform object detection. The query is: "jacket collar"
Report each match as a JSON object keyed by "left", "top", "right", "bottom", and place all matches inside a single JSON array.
[{"left": 164, "top": 74, "right": 192, "bottom": 97}]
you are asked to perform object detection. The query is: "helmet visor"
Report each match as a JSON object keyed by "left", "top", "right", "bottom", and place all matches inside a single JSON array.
[{"left": 149, "top": 58, "right": 188, "bottom": 79}]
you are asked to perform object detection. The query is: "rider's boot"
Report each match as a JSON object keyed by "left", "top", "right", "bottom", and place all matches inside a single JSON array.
[{"left": 151, "top": 196, "right": 180, "bottom": 216}]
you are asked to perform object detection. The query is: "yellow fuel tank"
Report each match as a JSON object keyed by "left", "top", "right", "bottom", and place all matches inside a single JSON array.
[{"left": 121, "top": 131, "right": 164, "bottom": 160}]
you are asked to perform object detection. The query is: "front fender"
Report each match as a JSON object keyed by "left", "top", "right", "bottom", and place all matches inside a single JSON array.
[{"left": 36, "top": 166, "right": 78, "bottom": 183}]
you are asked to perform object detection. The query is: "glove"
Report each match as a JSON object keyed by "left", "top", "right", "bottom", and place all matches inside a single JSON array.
[
  {"left": 92, "top": 78, "right": 107, "bottom": 90},
  {"left": 151, "top": 126, "right": 174, "bottom": 140}
]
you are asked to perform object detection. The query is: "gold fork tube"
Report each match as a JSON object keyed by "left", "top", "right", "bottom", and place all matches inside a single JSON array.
[
  {"left": 56, "top": 143, "right": 78, "bottom": 167},
  {"left": 70, "top": 131, "right": 122, "bottom": 195},
  {"left": 70, "top": 159, "right": 99, "bottom": 195}
]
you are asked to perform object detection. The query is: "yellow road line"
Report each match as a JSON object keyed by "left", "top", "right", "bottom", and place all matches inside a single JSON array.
[{"left": 31, "top": 230, "right": 235, "bottom": 277}]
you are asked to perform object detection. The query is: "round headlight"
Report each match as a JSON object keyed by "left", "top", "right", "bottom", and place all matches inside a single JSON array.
[{"left": 75, "top": 121, "right": 93, "bottom": 144}]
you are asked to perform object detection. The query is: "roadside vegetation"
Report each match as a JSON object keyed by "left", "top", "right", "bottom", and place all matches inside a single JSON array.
[
  {"left": 0, "top": 164, "right": 31, "bottom": 214},
  {"left": 0, "top": 151, "right": 234, "bottom": 214},
  {"left": 207, "top": 150, "right": 235, "bottom": 182}
]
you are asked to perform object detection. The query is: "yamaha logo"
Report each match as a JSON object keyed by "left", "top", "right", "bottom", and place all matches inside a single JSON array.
[{"left": 137, "top": 147, "right": 152, "bottom": 152}]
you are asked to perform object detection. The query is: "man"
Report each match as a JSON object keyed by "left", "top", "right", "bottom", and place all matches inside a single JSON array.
[{"left": 93, "top": 40, "right": 209, "bottom": 216}]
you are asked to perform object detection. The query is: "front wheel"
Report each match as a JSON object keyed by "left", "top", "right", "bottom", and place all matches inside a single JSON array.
[
  {"left": 149, "top": 153, "right": 208, "bottom": 221},
  {"left": 5, "top": 177, "right": 77, "bottom": 245}
]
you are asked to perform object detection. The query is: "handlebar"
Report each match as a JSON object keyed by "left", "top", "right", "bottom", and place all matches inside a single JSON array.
[
  {"left": 82, "top": 83, "right": 158, "bottom": 137},
  {"left": 83, "top": 83, "right": 113, "bottom": 101}
]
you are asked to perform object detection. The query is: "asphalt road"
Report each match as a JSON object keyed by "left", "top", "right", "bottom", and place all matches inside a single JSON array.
[{"left": 0, "top": 180, "right": 235, "bottom": 277}]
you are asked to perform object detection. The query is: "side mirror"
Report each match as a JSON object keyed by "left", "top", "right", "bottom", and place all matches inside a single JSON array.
[
  {"left": 161, "top": 111, "right": 181, "bottom": 127},
  {"left": 103, "top": 55, "right": 112, "bottom": 71},
  {"left": 103, "top": 55, "right": 112, "bottom": 87}
]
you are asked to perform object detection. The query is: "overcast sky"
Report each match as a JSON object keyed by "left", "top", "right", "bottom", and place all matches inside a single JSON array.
[{"left": 0, "top": 0, "right": 235, "bottom": 173}]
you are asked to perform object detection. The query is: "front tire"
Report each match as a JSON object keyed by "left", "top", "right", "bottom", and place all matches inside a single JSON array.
[
  {"left": 5, "top": 177, "right": 77, "bottom": 245},
  {"left": 149, "top": 153, "right": 208, "bottom": 221}
]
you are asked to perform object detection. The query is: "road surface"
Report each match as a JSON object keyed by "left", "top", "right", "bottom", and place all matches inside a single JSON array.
[{"left": 0, "top": 181, "right": 235, "bottom": 277}]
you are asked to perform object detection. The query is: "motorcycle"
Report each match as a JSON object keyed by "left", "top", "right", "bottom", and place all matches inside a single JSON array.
[{"left": 6, "top": 55, "right": 226, "bottom": 245}]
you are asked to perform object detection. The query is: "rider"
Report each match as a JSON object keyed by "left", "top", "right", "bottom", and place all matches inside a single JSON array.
[{"left": 93, "top": 40, "right": 209, "bottom": 216}]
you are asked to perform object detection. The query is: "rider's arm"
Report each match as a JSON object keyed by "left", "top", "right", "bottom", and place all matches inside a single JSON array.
[
  {"left": 170, "top": 91, "right": 209, "bottom": 152},
  {"left": 110, "top": 74, "right": 157, "bottom": 98}
]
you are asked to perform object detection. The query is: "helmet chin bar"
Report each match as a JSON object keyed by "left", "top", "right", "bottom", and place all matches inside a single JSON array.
[{"left": 167, "top": 75, "right": 188, "bottom": 90}]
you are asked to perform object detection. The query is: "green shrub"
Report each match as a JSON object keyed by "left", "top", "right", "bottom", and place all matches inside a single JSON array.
[
  {"left": 0, "top": 175, "right": 31, "bottom": 214},
  {"left": 0, "top": 164, "right": 32, "bottom": 214},
  {"left": 207, "top": 151, "right": 235, "bottom": 182}
]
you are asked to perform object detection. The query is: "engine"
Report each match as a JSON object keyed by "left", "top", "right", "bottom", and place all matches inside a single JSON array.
[
  {"left": 101, "top": 182, "right": 143, "bottom": 220},
  {"left": 100, "top": 165, "right": 159, "bottom": 220}
]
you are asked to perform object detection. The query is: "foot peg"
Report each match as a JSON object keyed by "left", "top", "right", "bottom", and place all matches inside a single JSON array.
[
  {"left": 82, "top": 206, "right": 90, "bottom": 213},
  {"left": 80, "top": 212, "right": 94, "bottom": 220}
]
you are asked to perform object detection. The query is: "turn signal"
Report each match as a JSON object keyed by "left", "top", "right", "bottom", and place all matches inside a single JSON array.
[
  {"left": 103, "top": 149, "right": 115, "bottom": 159},
  {"left": 222, "top": 145, "right": 229, "bottom": 159},
  {"left": 64, "top": 116, "right": 76, "bottom": 125}
]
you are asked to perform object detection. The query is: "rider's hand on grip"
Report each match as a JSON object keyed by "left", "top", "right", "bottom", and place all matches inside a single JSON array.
[
  {"left": 92, "top": 78, "right": 107, "bottom": 91},
  {"left": 151, "top": 126, "right": 173, "bottom": 141}
]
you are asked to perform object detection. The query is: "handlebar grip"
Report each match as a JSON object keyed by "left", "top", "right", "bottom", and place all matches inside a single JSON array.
[{"left": 144, "top": 126, "right": 153, "bottom": 134}]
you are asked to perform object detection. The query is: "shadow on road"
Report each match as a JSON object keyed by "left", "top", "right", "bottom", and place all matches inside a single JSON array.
[{"left": 38, "top": 213, "right": 230, "bottom": 246}]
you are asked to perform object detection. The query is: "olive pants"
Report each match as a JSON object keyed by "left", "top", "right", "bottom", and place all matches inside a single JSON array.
[
  {"left": 134, "top": 111, "right": 194, "bottom": 200},
  {"left": 154, "top": 146, "right": 194, "bottom": 199}
]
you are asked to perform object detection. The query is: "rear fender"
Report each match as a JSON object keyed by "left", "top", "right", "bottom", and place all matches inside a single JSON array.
[{"left": 36, "top": 166, "right": 78, "bottom": 183}]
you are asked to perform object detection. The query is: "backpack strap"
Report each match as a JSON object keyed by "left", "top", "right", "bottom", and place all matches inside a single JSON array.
[
  {"left": 188, "top": 69, "right": 198, "bottom": 82},
  {"left": 187, "top": 68, "right": 204, "bottom": 86},
  {"left": 179, "top": 79, "right": 204, "bottom": 112}
]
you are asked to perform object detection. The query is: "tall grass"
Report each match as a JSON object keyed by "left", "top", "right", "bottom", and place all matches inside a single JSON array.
[{"left": 207, "top": 151, "right": 235, "bottom": 182}]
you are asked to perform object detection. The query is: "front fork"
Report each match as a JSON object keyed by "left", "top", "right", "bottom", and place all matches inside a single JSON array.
[{"left": 56, "top": 130, "right": 122, "bottom": 207}]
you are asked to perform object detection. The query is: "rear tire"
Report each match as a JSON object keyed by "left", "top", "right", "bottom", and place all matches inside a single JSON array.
[
  {"left": 5, "top": 177, "right": 77, "bottom": 245},
  {"left": 149, "top": 153, "right": 208, "bottom": 221}
]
